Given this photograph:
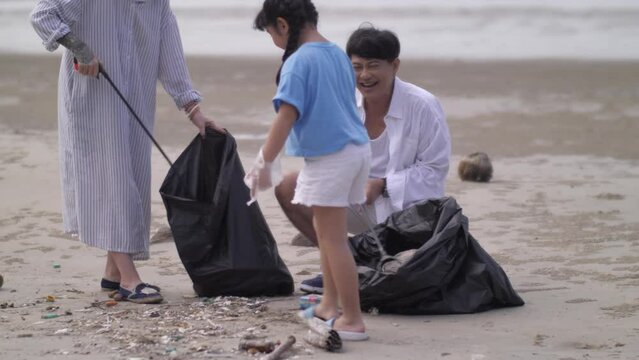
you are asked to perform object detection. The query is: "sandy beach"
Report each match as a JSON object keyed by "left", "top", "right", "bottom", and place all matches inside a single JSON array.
[{"left": 1, "top": 55, "right": 638, "bottom": 359}]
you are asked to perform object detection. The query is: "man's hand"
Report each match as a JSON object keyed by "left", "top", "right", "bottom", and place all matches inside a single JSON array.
[
  {"left": 365, "top": 178, "right": 385, "bottom": 205},
  {"left": 189, "top": 108, "right": 225, "bottom": 136}
]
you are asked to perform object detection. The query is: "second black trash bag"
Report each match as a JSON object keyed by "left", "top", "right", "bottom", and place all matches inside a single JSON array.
[
  {"left": 160, "top": 130, "right": 293, "bottom": 297},
  {"left": 350, "top": 197, "right": 524, "bottom": 314}
]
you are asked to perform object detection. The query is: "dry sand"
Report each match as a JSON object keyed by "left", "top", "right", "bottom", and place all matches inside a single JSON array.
[{"left": 1, "top": 55, "right": 638, "bottom": 359}]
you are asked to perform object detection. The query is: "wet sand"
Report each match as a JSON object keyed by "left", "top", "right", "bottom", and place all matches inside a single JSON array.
[{"left": 0, "top": 55, "right": 638, "bottom": 359}]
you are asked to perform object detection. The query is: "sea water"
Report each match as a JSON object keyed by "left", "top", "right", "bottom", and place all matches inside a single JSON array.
[{"left": 2, "top": 0, "right": 639, "bottom": 60}]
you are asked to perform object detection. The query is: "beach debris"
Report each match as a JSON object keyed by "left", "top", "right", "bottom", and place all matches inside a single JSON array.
[
  {"left": 52, "top": 262, "right": 61, "bottom": 269},
  {"left": 259, "top": 336, "right": 296, "bottom": 360},
  {"left": 298, "top": 294, "right": 322, "bottom": 310},
  {"left": 46, "top": 295, "right": 55, "bottom": 302},
  {"left": 68, "top": 296, "right": 277, "bottom": 358},
  {"left": 54, "top": 328, "right": 70, "bottom": 335},
  {"left": 105, "top": 300, "right": 118, "bottom": 307},
  {"left": 458, "top": 152, "right": 493, "bottom": 182},
  {"left": 1, "top": 302, "right": 15, "bottom": 309},
  {"left": 41, "top": 310, "right": 72, "bottom": 319},
  {"left": 0, "top": 274, "right": 3, "bottom": 288},
  {"left": 17, "top": 333, "right": 33, "bottom": 338},
  {"left": 238, "top": 337, "right": 277, "bottom": 354},
  {"left": 302, "top": 317, "right": 341, "bottom": 352}
]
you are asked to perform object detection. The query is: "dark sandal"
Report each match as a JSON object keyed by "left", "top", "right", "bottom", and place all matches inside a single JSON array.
[
  {"left": 116, "top": 283, "right": 163, "bottom": 304},
  {"left": 101, "top": 278, "right": 120, "bottom": 292}
]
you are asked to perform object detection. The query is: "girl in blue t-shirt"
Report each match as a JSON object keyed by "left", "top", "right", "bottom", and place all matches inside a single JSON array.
[{"left": 245, "top": 0, "right": 370, "bottom": 342}]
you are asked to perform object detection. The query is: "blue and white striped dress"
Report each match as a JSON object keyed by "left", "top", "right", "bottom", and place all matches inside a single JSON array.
[{"left": 31, "top": 0, "right": 201, "bottom": 259}]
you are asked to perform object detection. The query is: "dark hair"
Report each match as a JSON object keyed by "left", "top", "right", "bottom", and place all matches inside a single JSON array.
[
  {"left": 254, "top": 0, "right": 319, "bottom": 84},
  {"left": 346, "top": 26, "right": 400, "bottom": 62}
]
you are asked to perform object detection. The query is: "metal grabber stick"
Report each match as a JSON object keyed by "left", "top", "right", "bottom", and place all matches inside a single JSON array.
[{"left": 74, "top": 58, "right": 174, "bottom": 167}]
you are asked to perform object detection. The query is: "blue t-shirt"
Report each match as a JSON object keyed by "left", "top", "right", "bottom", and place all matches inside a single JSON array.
[{"left": 273, "top": 42, "right": 368, "bottom": 157}]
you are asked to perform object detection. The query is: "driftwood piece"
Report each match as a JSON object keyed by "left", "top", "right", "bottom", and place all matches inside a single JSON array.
[
  {"left": 302, "top": 317, "right": 342, "bottom": 352},
  {"left": 238, "top": 339, "right": 277, "bottom": 353},
  {"left": 259, "top": 336, "right": 296, "bottom": 360}
]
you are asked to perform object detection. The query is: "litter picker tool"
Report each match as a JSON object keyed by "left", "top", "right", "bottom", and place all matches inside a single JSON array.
[{"left": 74, "top": 59, "right": 174, "bottom": 166}]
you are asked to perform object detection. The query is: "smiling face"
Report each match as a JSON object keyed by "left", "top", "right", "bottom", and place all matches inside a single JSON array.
[{"left": 351, "top": 55, "right": 399, "bottom": 100}]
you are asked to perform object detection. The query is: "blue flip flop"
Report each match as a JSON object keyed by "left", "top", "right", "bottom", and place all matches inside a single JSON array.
[
  {"left": 117, "top": 283, "right": 163, "bottom": 304},
  {"left": 101, "top": 278, "right": 120, "bottom": 292}
]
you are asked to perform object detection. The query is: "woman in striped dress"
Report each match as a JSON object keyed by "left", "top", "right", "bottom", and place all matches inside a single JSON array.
[{"left": 30, "top": 0, "right": 223, "bottom": 304}]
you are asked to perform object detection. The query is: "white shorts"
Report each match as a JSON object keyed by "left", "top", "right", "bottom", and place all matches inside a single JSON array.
[{"left": 292, "top": 143, "right": 371, "bottom": 208}]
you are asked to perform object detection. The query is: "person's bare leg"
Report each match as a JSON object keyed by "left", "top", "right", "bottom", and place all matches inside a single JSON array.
[
  {"left": 311, "top": 239, "right": 340, "bottom": 320},
  {"left": 312, "top": 206, "right": 365, "bottom": 333},
  {"left": 103, "top": 252, "right": 121, "bottom": 282},
  {"left": 275, "top": 172, "right": 318, "bottom": 246},
  {"left": 108, "top": 251, "right": 143, "bottom": 290}
]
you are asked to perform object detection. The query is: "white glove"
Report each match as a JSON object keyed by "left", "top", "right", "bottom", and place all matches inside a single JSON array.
[{"left": 244, "top": 148, "right": 283, "bottom": 205}]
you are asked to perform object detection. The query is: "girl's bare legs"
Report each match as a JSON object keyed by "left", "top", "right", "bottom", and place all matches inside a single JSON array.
[
  {"left": 313, "top": 236, "right": 340, "bottom": 320},
  {"left": 103, "top": 253, "right": 121, "bottom": 282},
  {"left": 108, "top": 251, "right": 143, "bottom": 290},
  {"left": 312, "top": 206, "right": 365, "bottom": 333}
]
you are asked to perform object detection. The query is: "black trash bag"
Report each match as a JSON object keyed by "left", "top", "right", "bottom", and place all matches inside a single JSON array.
[
  {"left": 159, "top": 130, "right": 294, "bottom": 297},
  {"left": 350, "top": 197, "right": 524, "bottom": 314}
]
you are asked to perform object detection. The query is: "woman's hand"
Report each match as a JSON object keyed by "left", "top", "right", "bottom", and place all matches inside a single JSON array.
[
  {"left": 189, "top": 107, "right": 225, "bottom": 136},
  {"left": 76, "top": 57, "right": 100, "bottom": 77}
]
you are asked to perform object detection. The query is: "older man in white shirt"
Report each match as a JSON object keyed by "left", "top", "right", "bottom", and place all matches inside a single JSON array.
[{"left": 275, "top": 26, "right": 451, "bottom": 294}]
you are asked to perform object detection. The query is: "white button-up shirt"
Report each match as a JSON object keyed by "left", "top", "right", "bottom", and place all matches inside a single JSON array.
[{"left": 357, "top": 77, "right": 451, "bottom": 223}]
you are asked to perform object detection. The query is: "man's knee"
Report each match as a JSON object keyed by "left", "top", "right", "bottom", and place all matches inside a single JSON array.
[{"left": 274, "top": 171, "right": 299, "bottom": 209}]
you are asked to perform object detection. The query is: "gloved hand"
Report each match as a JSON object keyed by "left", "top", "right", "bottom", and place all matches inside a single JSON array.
[{"left": 244, "top": 148, "right": 283, "bottom": 205}]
